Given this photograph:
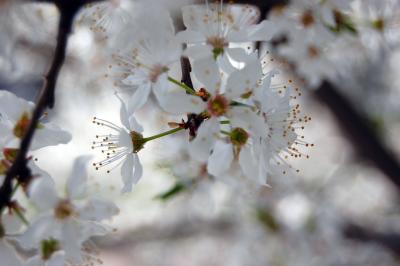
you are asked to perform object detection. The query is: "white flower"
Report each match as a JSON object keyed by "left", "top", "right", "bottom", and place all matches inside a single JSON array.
[
  {"left": 92, "top": 94, "right": 143, "bottom": 192},
  {"left": 177, "top": 3, "right": 274, "bottom": 62},
  {"left": 278, "top": 31, "right": 335, "bottom": 87},
  {"left": 0, "top": 90, "right": 71, "bottom": 150},
  {"left": 186, "top": 56, "right": 273, "bottom": 184},
  {"left": 351, "top": 0, "right": 400, "bottom": 48},
  {"left": 0, "top": 213, "right": 23, "bottom": 266},
  {"left": 253, "top": 69, "right": 312, "bottom": 179},
  {"left": 17, "top": 156, "right": 119, "bottom": 264},
  {"left": 78, "top": 0, "right": 134, "bottom": 36},
  {"left": 23, "top": 251, "right": 65, "bottom": 266},
  {"left": 110, "top": 13, "right": 183, "bottom": 113}
]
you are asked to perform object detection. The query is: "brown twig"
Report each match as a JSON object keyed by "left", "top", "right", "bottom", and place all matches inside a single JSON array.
[
  {"left": 0, "top": 0, "right": 103, "bottom": 212},
  {"left": 180, "top": 56, "right": 194, "bottom": 90},
  {"left": 314, "top": 82, "right": 400, "bottom": 191},
  {"left": 344, "top": 223, "right": 400, "bottom": 256}
]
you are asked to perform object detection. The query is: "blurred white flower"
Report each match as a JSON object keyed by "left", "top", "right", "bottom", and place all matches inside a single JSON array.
[
  {"left": 0, "top": 90, "right": 71, "bottom": 150},
  {"left": 18, "top": 156, "right": 119, "bottom": 264},
  {"left": 177, "top": 3, "right": 273, "bottom": 62},
  {"left": 111, "top": 24, "right": 182, "bottom": 113}
]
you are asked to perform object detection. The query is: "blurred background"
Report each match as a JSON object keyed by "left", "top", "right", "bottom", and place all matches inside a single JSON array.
[{"left": 1, "top": 0, "right": 400, "bottom": 265}]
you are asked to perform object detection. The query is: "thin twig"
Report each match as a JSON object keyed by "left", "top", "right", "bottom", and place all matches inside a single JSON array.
[
  {"left": 180, "top": 56, "right": 194, "bottom": 90},
  {"left": 344, "top": 223, "right": 400, "bottom": 256},
  {"left": 0, "top": 0, "right": 103, "bottom": 212},
  {"left": 314, "top": 82, "right": 400, "bottom": 191}
]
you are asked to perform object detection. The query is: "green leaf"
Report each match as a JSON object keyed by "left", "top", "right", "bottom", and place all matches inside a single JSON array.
[
  {"left": 155, "top": 181, "right": 188, "bottom": 201},
  {"left": 256, "top": 208, "right": 281, "bottom": 233}
]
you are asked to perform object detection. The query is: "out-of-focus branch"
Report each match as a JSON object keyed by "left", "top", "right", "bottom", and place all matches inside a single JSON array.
[
  {"left": 0, "top": 1, "right": 100, "bottom": 212},
  {"left": 344, "top": 223, "right": 400, "bottom": 255},
  {"left": 95, "top": 218, "right": 235, "bottom": 250},
  {"left": 314, "top": 82, "right": 400, "bottom": 191}
]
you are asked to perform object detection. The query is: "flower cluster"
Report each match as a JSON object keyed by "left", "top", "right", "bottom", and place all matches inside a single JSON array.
[{"left": 88, "top": 1, "right": 313, "bottom": 196}]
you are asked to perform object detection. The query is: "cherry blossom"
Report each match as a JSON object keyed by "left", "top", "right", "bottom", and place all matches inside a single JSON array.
[
  {"left": 92, "top": 94, "right": 143, "bottom": 192},
  {"left": 17, "top": 156, "right": 119, "bottom": 264},
  {"left": 0, "top": 91, "right": 71, "bottom": 150}
]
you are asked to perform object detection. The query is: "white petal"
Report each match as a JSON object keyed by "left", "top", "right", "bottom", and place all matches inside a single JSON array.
[
  {"left": 23, "top": 255, "right": 42, "bottom": 266},
  {"left": 31, "top": 124, "right": 72, "bottom": 150},
  {"left": 0, "top": 90, "right": 33, "bottom": 122},
  {"left": 66, "top": 155, "right": 92, "bottom": 200},
  {"left": 17, "top": 216, "right": 60, "bottom": 250},
  {"left": 239, "top": 146, "right": 269, "bottom": 186},
  {"left": 61, "top": 220, "right": 83, "bottom": 263},
  {"left": 132, "top": 154, "right": 143, "bottom": 185},
  {"left": 225, "top": 60, "right": 262, "bottom": 99},
  {"left": 0, "top": 240, "right": 22, "bottom": 266},
  {"left": 77, "top": 198, "right": 119, "bottom": 221},
  {"left": 79, "top": 221, "right": 110, "bottom": 240},
  {"left": 154, "top": 84, "right": 206, "bottom": 115},
  {"left": 247, "top": 20, "right": 276, "bottom": 41},
  {"left": 120, "top": 154, "right": 134, "bottom": 193},
  {"left": 115, "top": 93, "right": 130, "bottom": 129},
  {"left": 46, "top": 252, "right": 66, "bottom": 266},
  {"left": 239, "top": 146, "right": 258, "bottom": 183},
  {"left": 225, "top": 47, "right": 252, "bottom": 63},
  {"left": 207, "top": 141, "right": 234, "bottom": 177},
  {"left": 230, "top": 108, "right": 268, "bottom": 138},
  {"left": 217, "top": 53, "right": 238, "bottom": 75},
  {"left": 185, "top": 45, "right": 213, "bottom": 61},
  {"left": 188, "top": 118, "right": 219, "bottom": 162},
  {"left": 28, "top": 176, "right": 59, "bottom": 211},
  {"left": 117, "top": 129, "right": 133, "bottom": 151},
  {"left": 127, "top": 84, "right": 151, "bottom": 113},
  {"left": 192, "top": 57, "right": 220, "bottom": 95},
  {"left": 176, "top": 30, "right": 206, "bottom": 43},
  {"left": 122, "top": 70, "right": 147, "bottom": 87},
  {"left": 2, "top": 213, "right": 22, "bottom": 234},
  {"left": 128, "top": 115, "right": 143, "bottom": 133}
]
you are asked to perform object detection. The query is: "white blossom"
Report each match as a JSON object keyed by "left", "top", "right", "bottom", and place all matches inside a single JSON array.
[
  {"left": 92, "top": 94, "right": 143, "bottom": 192},
  {"left": 17, "top": 156, "right": 119, "bottom": 264},
  {"left": 0, "top": 90, "right": 71, "bottom": 150}
]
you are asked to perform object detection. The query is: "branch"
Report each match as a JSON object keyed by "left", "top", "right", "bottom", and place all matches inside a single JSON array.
[
  {"left": 344, "top": 223, "right": 400, "bottom": 256},
  {"left": 0, "top": 0, "right": 100, "bottom": 212},
  {"left": 180, "top": 56, "right": 194, "bottom": 90},
  {"left": 314, "top": 82, "right": 400, "bottom": 191}
]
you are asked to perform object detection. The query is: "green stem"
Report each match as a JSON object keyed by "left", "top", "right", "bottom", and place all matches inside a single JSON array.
[
  {"left": 220, "top": 120, "right": 230, "bottom": 125},
  {"left": 167, "top": 76, "right": 196, "bottom": 95},
  {"left": 13, "top": 206, "right": 29, "bottom": 226},
  {"left": 143, "top": 127, "right": 184, "bottom": 142},
  {"left": 220, "top": 130, "right": 231, "bottom": 136},
  {"left": 230, "top": 101, "right": 255, "bottom": 109}
]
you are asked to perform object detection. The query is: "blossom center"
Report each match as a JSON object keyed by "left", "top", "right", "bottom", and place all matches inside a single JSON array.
[
  {"left": 13, "top": 112, "right": 30, "bottom": 138},
  {"left": 40, "top": 239, "right": 59, "bottom": 261},
  {"left": 149, "top": 64, "right": 169, "bottom": 83},
  {"left": 300, "top": 10, "right": 315, "bottom": 27},
  {"left": 230, "top": 127, "right": 249, "bottom": 146},
  {"left": 307, "top": 45, "right": 320, "bottom": 58},
  {"left": 130, "top": 131, "right": 145, "bottom": 153},
  {"left": 372, "top": 18, "right": 385, "bottom": 31},
  {"left": 207, "top": 36, "right": 227, "bottom": 59},
  {"left": 207, "top": 95, "right": 229, "bottom": 117},
  {"left": 110, "top": 0, "right": 121, "bottom": 8},
  {"left": 54, "top": 199, "right": 74, "bottom": 220}
]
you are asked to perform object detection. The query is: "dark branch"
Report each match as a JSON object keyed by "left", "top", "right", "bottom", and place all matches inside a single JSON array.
[
  {"left": 344, "top": 223, "right": 400, "bottom": 256},
  {"left": 0, "top": 0, "right": 99, "bottom": 212},
  {"left": 180, "top": 56, "right": 194, "bottom": 90},
  {"left": 314, "top": 82, "right": 400, "bottom": 191}
]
